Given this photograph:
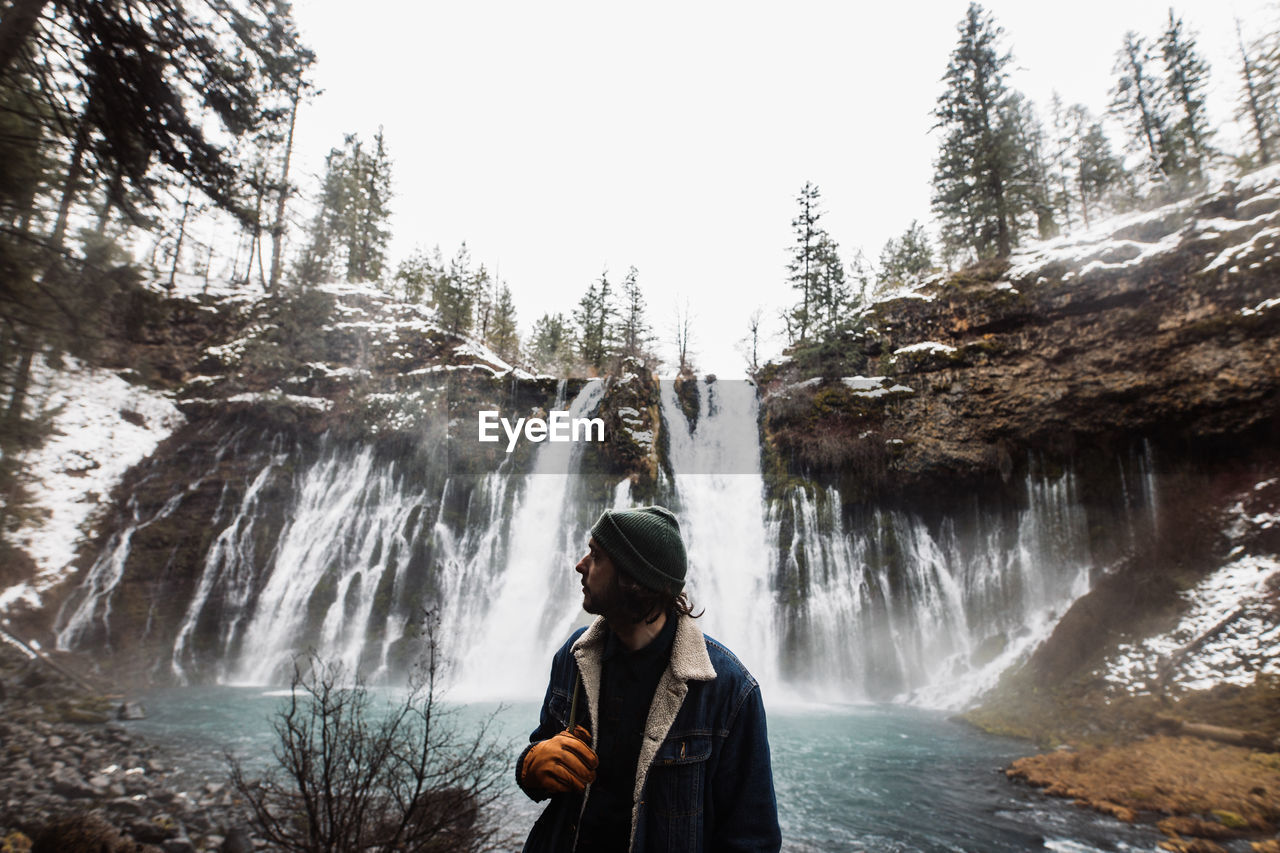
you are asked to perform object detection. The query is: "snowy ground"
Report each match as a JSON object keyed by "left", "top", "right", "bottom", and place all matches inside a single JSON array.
[
  {"left": 0, "top": 356, "right": 184, "bottom": 612},
  {"left": 1101, "top": 478, "right": 1280, "bottom": 694}
]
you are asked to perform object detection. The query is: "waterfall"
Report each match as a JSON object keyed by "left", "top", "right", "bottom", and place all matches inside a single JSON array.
[
  {"left": 56, "top": 433, "right": 236, "bottom": 652},
  {"left": 227, "top": 443, "right": 427, "bottom": 684},
  {"left": 55, "top": 492, "right": 184, "bottom": 652},
  {"left": 451, "top": 380, "right": 606, "bottom": 699},
  {"left": 59, "top": 370, "right": 1164, "bottom": 706},
  {"left": 170, "top": 443, "right": 288, "bottom": 682},
  {"left": 769, "top": 464, "right": 1108, "bottom": 708},
  {"left": 658, "top": 378, "right": 779, "bottom": 690}
]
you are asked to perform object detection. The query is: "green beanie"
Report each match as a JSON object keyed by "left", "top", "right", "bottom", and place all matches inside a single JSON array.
[{"left": 590, "top": 506, "right": 687, "bottom": 595}]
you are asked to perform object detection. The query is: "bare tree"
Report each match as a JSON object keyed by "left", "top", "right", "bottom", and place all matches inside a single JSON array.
[
  {"left": 672, "top": 298, "right": 696, "bottom": 376},
  {"left": 739, "top": 307, "right": 765, "bottom": 376},
  {"left": 228, "top": 615, "right": 512, "bottom": 852}
]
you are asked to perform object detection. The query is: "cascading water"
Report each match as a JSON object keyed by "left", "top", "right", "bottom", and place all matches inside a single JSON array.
[
  {"left": 451, "top": 380, "right": 607, "bottom": 698},
  {"left": 227, "top": 443, "right": 429, "bottom": 684},
  {"left": 768, "top": 457, "right": 1149, "bottom": 708},
  {"left": 171, "top": 442, "right": 289, "bottom": 682},
  {"left": 657, "top": 378, "right": 779, "bottom": 690},
  {"left": 60, "top": 370, "right": 1161, "bottom": 711},
  {"left": 56, "top": 433, "right": 237, "bottom": 653}
]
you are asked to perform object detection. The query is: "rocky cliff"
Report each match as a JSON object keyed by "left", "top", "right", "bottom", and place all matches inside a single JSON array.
[{"left": 760, "top": 166, "right": 1280, "bottom": 501}]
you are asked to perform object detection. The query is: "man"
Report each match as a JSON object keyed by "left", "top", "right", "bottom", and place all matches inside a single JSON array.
[{"left": 516, "top": 506, "right": 781, "bottom": 852}]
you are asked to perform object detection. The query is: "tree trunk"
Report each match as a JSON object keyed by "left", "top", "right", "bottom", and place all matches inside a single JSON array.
[
  {"left": 0, "top": 0, "right": 51, "bottom": 81},
  {"left": 168, "top": 192, "right": 191, "bottom": 292},
  {"left": 6, "top": 346, "right": 34, "bottom": 427},
  {"left": 50, "top": 114, "right": 90, "bottom": 253},
  {"left": 269, "top": 93, "right": 300, "bottom": 291}
]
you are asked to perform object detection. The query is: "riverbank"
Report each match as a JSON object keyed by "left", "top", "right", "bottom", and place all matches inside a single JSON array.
[
  {"left": 966, "top": 677, "right": 1280, "bottom": 851},
  {"left": 0, "top": 638, "right": 254, "bottom": 852}
]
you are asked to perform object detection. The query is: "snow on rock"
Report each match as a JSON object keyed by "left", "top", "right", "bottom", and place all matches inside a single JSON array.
[
  {"left": 1100, "top": 477, "right": 1280, "bottom": 694},
  {"left": 840, "top": 376, "right": 914, "bottom": 397},
  {"left": 226, "top": 391, "right": 333, "bottom": 411},
  {"left": 2, "top": 357, "right": 184, "bottom": 612},
  {"left": 1102, "top": 556, "right": 1280, "bottom": 693},
  {"left": 1006, "top": 164, "right": 1280, "bottom": 285},
  {"left": 893, "top": 342, "right": 957, "bottom": 356}
]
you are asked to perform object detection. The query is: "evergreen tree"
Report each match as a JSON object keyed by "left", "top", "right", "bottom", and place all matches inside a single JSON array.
[
  {"left": 847, "top": 249, "right": 875, "bottom": 314},
  {"left": 488, "top": 284, "right": 519, "bottom": 364},
  {"left": 435, "top": 244, "right": 476, "bottom": 335},
  {"left": 931, "top": 3, "right": 1034, "bottom": 260},
  {"left": 393, "top": 246, "right": 444, "bottom": 303},
  {"left": 1112, "top": 32, "right": 1181, "bottom": 187},
  {"left": 1159, "top": 9, "right": 1213, "bottom": 185},
  {"left": 616, "top": 266, "right": 653, "bottom": 367},
  {"left": 471, "top": 264, "right": 495, "bottom": 343},
  {"left": 1004, "top": 93, "right": 1058, "bottom": 239},
  {"left": 574, "top": 271, "right": 614, "bottom": 372},
  {"left": 785, "top": 181, "right": 826, "bottom": 343},
  {"left": 1235, "top": 19, "right": 1280, "bottom": 166},
  {"left": 294, "top": 130, "right": 394, "bottom": 286},
  {"left": 878, "top": 221, "right": 934, "bottom": 290},
  {"left": 346, "top": 128, "right": 393, "bottom": 283},
  {"left": 1047, "top": 93, "right": 1079, "bottom": 231},
  {"left": 1074, "top": 118, "right": 1127, "bottom": 228},
  {"left": 811, "top": 234, "right": 849, "bottom": 335},
  {"left": 528, "top": 312, "right": 574, "bottom": 376}
]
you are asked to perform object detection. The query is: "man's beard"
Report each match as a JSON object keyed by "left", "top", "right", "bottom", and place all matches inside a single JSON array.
[{"left": 583, "top": 570, "right": 624, "bottom": 618}]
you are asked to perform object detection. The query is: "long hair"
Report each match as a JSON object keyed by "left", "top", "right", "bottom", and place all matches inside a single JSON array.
[{"left": 613, "top": 569, "right": 704, "bottom": 625}]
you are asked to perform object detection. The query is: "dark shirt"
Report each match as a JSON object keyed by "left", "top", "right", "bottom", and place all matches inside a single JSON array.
[{"left": 575, "top": 613, "right": 678, "bottom": 852}]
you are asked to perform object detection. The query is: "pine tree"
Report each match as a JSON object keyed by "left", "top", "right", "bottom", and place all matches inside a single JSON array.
[
  {"left": 435, "top": 244, "right": 475, "bottom": 335},
  {"left": 1159, "top": 10, "right": 1213, "bottom": 186},
  {"left": 1047, "top": 93, "right": 1079, "bottom": 231},
  {"left": 574, "top": 271, "right": 614, "bottom": 372},
  {"left": 528, "top": 312, "right": 574, "bottom": 376},
  {"left": 785, "top": 181, "right": 826, "bottom": 343},
  {"left": 811, "top": 234, "right": 848, "bottom": 336},
  {"left": 1075, "top": 119, "right": 1127, "bottom": 228},
  {"left": 931, "top": 3, "right": 1034, "bottom": 260},
  {"left": 616, "top": 266, "right": 653, "bottom": 367},
  {"left": 488, "top": 284, "right": 519, "bottom": 364},
  {"left": 1112, "top": 32, "right": 1180, "bottom": 187},
  {"left": 1004, "top": 93, "right": 1058, "bottom": 239},
  {"left": 878, "top": 221, "right": 934, "bottom": 291},
  {"left": 346, "top": 128, "right": 393, "bottom": 283},
  {"left": 1236, "top": 20, "right": 1280, "bottom": 166},
  {"left": 293, "top": 131, "right": 394, "bottom": 286},
  {"left": 393, "top": 246, "right": 444, "bottom": 303}
]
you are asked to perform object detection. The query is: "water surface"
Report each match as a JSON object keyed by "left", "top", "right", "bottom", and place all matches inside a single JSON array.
[{"left": 129, "top": 688, "right": 1167, "bottom": 852}]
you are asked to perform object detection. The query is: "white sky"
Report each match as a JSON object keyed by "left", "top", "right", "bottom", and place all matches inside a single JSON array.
[{"left": 287, "top": 0, "right": 1272, "bottom": 376}]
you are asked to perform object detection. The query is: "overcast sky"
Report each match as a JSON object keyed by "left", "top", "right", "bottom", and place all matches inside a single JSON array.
[{"left": 286, "top": 1, "right": 1271, "bottom": 376}]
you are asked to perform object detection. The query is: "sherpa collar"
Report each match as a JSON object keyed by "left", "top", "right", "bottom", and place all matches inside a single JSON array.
[{"left": 570, "top": 613, "right": 716, "bottom": 849}]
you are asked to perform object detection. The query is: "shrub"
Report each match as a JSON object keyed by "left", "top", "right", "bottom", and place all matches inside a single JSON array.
[{"left": 228, "top": 617, "right": 511, "bottom": 852}]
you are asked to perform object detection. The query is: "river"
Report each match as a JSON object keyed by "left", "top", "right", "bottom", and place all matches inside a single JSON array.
[{"left": 129, "top": 687, "right": 1164, "bottom": 852}]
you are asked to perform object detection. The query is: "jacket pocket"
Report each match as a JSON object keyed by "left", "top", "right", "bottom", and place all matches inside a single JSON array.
[{"left": 643, "top": 734, "right": 711, "bottom": 849}]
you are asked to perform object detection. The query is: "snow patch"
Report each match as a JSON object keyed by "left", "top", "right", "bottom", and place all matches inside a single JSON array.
[
  {"left": 3, "top": 357, "right": 184, "bottom": 611},
  {"left": 893, "top": 342, "right": 957, "bottom": 356},
  {"left": 1102, "top": 556, "right": 1280, "bottom": 693}
]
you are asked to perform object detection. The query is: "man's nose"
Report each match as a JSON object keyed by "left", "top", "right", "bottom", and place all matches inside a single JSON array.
[{"left": 574, "top": 554, "right": 587, "bottom": 574}]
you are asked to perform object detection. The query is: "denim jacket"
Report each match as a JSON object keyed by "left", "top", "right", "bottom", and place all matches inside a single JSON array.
[{"left": 518, "top": 615, "right": 782, "bottom": 853}]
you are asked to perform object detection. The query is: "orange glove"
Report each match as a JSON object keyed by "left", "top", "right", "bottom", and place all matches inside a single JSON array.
[{"left": 519, "top": 725, "right": 598, "bottom": 794}]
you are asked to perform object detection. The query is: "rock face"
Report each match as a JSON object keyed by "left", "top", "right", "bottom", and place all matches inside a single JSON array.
[{"left": 760, "top": 167, "right": 1280, "bottom": 499}]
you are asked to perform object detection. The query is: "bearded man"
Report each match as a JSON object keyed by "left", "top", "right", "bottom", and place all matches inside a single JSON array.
[{"left": 516, "top": 506, "right": 781, "bottom": 852}]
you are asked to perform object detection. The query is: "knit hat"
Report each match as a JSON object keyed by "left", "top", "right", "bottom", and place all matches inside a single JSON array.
[{"left": 590, "top": 506, "right": 687, "bottom": 595}]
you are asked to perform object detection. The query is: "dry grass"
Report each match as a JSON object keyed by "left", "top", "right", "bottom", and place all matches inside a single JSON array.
[{"left": 1008, "top": 735, "right": 1280, "bottom": 843}]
